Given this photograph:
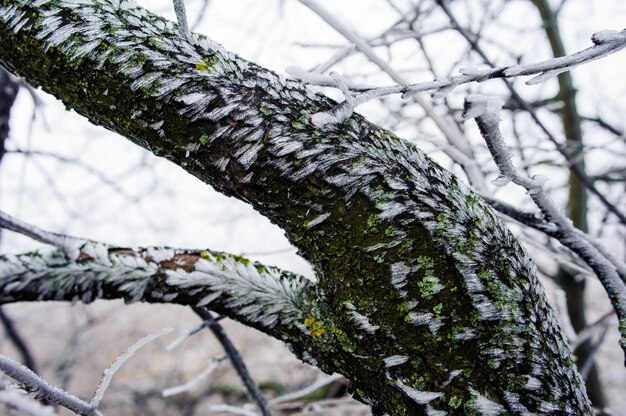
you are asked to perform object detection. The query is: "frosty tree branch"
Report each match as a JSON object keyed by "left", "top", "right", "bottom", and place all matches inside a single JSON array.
[
  {"left": 0, "top": 383, "right": 55, "bottom": 416},
  {"left": 0, "top": 355, "right": 102, "bottom": 416},
  {"left": 0, "top": 0, "right": 605, "bottom": 413},
  {"left": 464, "top": 94, "right": 626, "bottom": 349},
  {"left": 0, "top": 210, "right": 86, "bottom": 259},
  {"left": 0, "top": 211, "right": 313, "bottom": 338},
  {"left": 0, "top": 328, "right": 172, "bottom": 416},
  {"left": 291, "top": 28, "right": 626, "bottom": 128},
  {"left": 437, "top": 0, "right": 626, "bottom": 233}
]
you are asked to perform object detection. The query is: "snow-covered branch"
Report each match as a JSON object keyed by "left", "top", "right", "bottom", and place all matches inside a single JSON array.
[
  {"left": 0, "top": 210, "right": 86, "bottom": 259},
  {"left": 0, "top": 384, "right": 55, "bottom": 416},
  {"left": 464, "top": 94, "right": 626, "bottom": 348},
  {"left": 0, "top": 1, "right": 602, "bottom": 411},
  {"left": 90, "top": 327, "right": 173, "bottom": 407},
  {"left": 0, "top": 328, "right": 171, "bottom": 416},
  {"left": 0, "top": 211, "right": 313, "bottom": 335},
  {"left": 0, "top": 355, "right": 102, "bottom": 416},
  {"left": 292, "top": 29, "right": 626, "bottom": 127}
]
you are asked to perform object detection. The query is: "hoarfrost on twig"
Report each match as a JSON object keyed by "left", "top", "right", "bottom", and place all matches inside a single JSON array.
[
  {"left": 90, "top": 327, "right": 173, "bottom": 407},
  {"left": 289, "top": 25, "right": 626, "bottom": 126},
  {"left": 162, "top": 356, "right": 226, "bottom": 397}
]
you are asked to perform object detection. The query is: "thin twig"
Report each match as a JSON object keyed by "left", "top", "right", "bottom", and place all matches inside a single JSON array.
[
  {"left": 162, "top": 355, "right": 226, "bottom": 397},
  {"left": 293, "top": 26, "right": 626, "bottom": 129},
  {"left": 166, "top": 321, "right": 210, "bottom": 351},
  {"left": 0, "top": 355, "right": 101, "bottom": 416},
  {"left": 269, "top": 373, "right": 344, "bottom": 405},
  {"left": 90, "top": 327, "right": 173, "bottom": 407},
  {"left": 465, "top": 94, "right": 626, "bottom": 350},
  {"left": 0, "top": 309, "right": 37, "bottom": 373},
  {"left": 0, "top": 210, "right": 86, "bottom": 258},
  {"left": 193, "top": 307, "right": 273, "bottom": 416},
  {"left": 172, "top": 0, "right": 192, "bottom": 41},
  {"left": 206, "top": 404, "right": 259, "bottom": 416},
  {"left": 436, "top": 0, "right": 626, "bottom": 227}
]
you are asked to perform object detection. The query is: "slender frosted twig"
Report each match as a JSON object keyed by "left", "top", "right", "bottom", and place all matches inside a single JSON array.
[
  {"left": 90, "top": 327, "right": 173, "bottom": 407},
  {"left": 573, "top": 228, "right": 626, "bottom": 283},
  {"left": 479, "top": 195, "right": 558, "bottom": 233},
  {"left": 172, "top": 0, "right": 191, "bottom": 41},
  {"left": 436, "top": 0, "right": 626, "bottom": 227},
  {"left": 0, "top": 355, "right": 101, "bottom": 416},
  {"left": 166, "top": 321, "right": 210, "bottom": 351},
  {"left": 269, "top": 373, "right": 344, "bottom": 405},
  {"left": 0, "top": 389, "right": 55, "bottom": 416},
  {"left": 193, "top": 308, "right": 273, "bottom": 416},
  {"left": 481, "top": 196, "right": 626, "bottom": 285},
  {"left": 0, "top": 210, "right": 85, "bottom": 259},
  {"left": 465, "top": 94, "right": 626, "bottom": 350},
  {"left": 162, "top": 355, "right": 226, "bottom": 397},
  {"left": 292, "top": 27, "right": 626, "bottom": 128},
  {"left": 206, "top": 404, "right": 259, "bottom": 416}
]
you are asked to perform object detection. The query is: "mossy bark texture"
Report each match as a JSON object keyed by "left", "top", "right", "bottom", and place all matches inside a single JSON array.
[{"left": 0, "top": 1, "right": 593, "bottom": 414}]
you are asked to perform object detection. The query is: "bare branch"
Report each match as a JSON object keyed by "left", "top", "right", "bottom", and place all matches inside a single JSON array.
[
  {"left": 294, "top": 29, "right": 626, "bottom": 127},
  {"left": 172, "top": 0, "right": 191, "bottom": 41},
  {"left": 193, "top": 308, "right": 273, "bottom": 416},
  {"left": 0, "top": 355, "right": 101, "bottom": 416},
  {"left": 465, "top": 94, "right": 626, "bottom": 350},
  {"left": 269, "top": 373, "right": 344, "bottom": 405},
  {"left": 0, "top": 386, "right": 55, "bottom": 416},
  {"left": 0, "top": 212, "right": 313, "bottom": 337},
  {"left": 437, "top": 0, "right": 626, "bottom": 227},
  {"left": 162, "top": 355, "right": 226, "bottom": 397},
  {"left": 0, "top": 210, "right": 86, "bottom": 259},
  {"left": 90, "top": 327, "right": 173, "bottom": 407}
]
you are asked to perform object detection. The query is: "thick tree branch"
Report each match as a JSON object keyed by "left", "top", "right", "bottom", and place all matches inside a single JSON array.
[
  {"left": 0, "top": 245, "right": 313, "bottom": 342},
  {"left": 0, "top": 1, "right": 597, "bottom": 413}
]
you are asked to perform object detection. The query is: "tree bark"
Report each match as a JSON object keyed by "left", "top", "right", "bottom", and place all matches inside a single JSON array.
[{"left": 0, "top": 1, "right": 593, "bottom": 414}]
